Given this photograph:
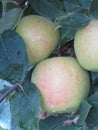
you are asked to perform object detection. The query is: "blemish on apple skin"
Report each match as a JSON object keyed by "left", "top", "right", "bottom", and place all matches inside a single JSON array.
[
  {"left": 32, "top": 31, "right": 47, "bottom": 44},
  {"left": 38, "top": 109, "right": 50, "bottom": 120},
  {"left": 37, "top": 19, "right": 44, "bottom": 24},
  {"left": 37, "top": 36, "right": 47, "bottom": 44}
]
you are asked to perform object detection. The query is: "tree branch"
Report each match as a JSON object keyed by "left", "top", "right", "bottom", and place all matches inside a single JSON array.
[{"left": 0, "top": 84, "right": 19, "bottom": 103}]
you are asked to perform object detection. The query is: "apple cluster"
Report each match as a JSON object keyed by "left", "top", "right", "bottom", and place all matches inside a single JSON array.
[{"left": 16, "top": 15, "right": 97, "bottom": 114}]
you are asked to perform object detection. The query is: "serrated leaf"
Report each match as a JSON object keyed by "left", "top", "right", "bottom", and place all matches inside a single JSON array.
[
  {"left": 28, "top": 0, "right": 64, "bottom": 18},
  {"left": 0, "top": 8, "right": 23, "bottom": 34},
  {"left": 88, "top": 0, "right": 98, "bottom": 19},
  {"left": 77, "top": 100, "right": 92, "bottom": 125},
  {"left": 57, "top": 13, "right": 90, "bottom": 43},
  {"left": 0, "top": 30, "right": 29, "bottom": 83},
  {"left": 63, "top": 0, "right": 82, "bottom": 12},
  {"left": 77, "top": 0, "right": 92, "bottom": 10},
  {"left": 0, "top": 100, "right": 11, "bottom": 130},
  {"left": 10, "top": 80, "right": 40, "bottom": 130},
  {"left": 63, "top": 0, "right": 92, "bottom": 12},
  {"left": 89, "top": 0, "right": 98, "bottom": 14},
  {"left": 57, "top": 13, "right": 89, "bottom": 28},
  {"left": 86, "top": 108, "right": 98, "bottom": 129}
]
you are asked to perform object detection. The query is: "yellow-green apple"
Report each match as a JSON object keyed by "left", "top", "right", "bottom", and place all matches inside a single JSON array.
[
  {"left": 74, "top": 20, "right": 98, "bottom": 72},
  {"left": 31, "top": 56, "right": 90, "bottom": 114},
  {"left": 16, "top": 15, "right": 60, "bottom": 65}
]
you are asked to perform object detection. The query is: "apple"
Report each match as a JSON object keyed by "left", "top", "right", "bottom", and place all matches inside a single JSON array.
[
  {"left": 16, "top": 15, "right": 60, "bottom": 65},
  {"left": 31, "top": 56, "right": 90, "bottom": 114},
  {"left": 74, "top": 20, "right": 98, "bottom": 72}
]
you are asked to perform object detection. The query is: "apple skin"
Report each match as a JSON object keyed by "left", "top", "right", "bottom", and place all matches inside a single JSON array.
[
  {"left": 16, "top": 15, "right": 60, "bottom": 65},
  {"left": 74, "top": 20, "right": 98, "bottom": 72},
  {"left": 31, "top": 56, "right": 90, "bottom": 114}
]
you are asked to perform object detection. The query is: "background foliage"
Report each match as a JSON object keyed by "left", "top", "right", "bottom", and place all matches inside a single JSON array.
[{"left": 0, "top": 0, "right": 98, "bottom": 130}]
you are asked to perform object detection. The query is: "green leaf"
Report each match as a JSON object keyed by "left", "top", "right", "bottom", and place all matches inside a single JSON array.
[
  {"left": 0, "top": 2, "right": 2, "bottom": 18},
  {"left": 86, "top": 108, "right": 98, "bottom": 129},
  {"left": 0, "top": 30, "right": 29, "bottom": 83},
  {"left": 63, "top": 0, "right": 82, "bottom": 12},
  {"left": 10, "top": 79, "right": 40, "bottom": 130},
  {"left": 91, "top": 72, "right": 98, "bottom": 81},
  {"left": 0, "top": 8, "right": 23, "bottom": 34},
  {"left": 28, "top": 0, "right": 64, "bottom": 18},
  {"left": 39, "top": 114, "right": 66, "bottom": 130},
  {"left": 0, "top": 79, "right": 13, "bottom": 90},
  {"left": 87, "top": 92, "right": 98, "bottom": 128},
  {"left": 63, "top": 0, "right": 92, "bottom": 12},
  {"left": 57, "top": 13, "right": 89, "bottom": 28},
  {"left": 88, "top": 0, "right": 98, "bottom": 19},
  {"left": 50, "top": 124, "right": 85, "bottom": 130},
  {"left": 57, "top": 13, "right": 90, "bottom": 43},
  {"left": 77, "top": 100, "right": 92, "bottom": 125},
  {"left": 60, "top": 28, "right": 76, "bottom": 43},
  {"left": 87, "top": 91, "right": 98, "bottom": 108},
  {"left": 77, "top": 0, "right": 92, "bottom": 10},
  {"left": 89, "top": 0, "right": 98, "bottom": 14},
  {"left": 0, "top": 100, "right": 11, "bottom": 130}
]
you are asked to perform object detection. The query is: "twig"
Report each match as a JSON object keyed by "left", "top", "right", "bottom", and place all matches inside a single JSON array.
[{"left": 0, "top": 84, "right": 19, "bottom": 103}]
